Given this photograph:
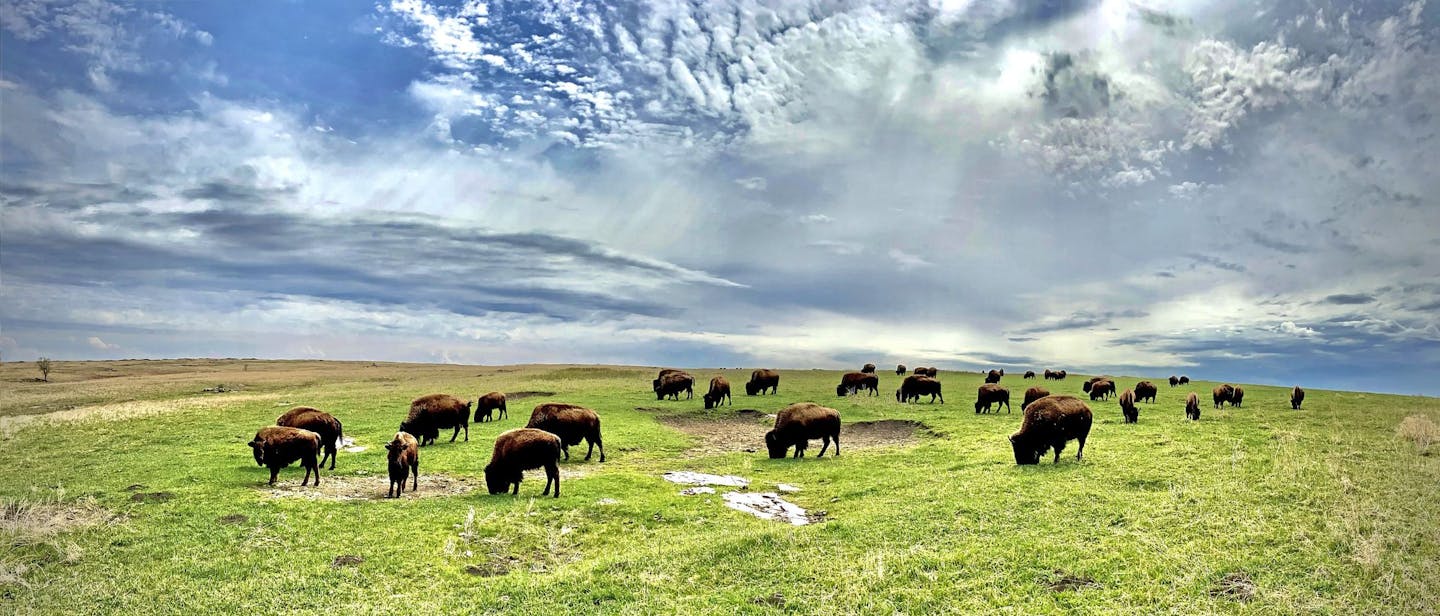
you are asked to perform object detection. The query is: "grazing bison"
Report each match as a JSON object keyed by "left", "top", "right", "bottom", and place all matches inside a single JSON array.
[
  {"left": 275, "top": 406, "right": 343, "bottom": 470},
  {"left": 913, "top": 367, "right": 938, "bottom": 377},
  {"left": 655, "top": 372, "right": 695, "bottom": 401},
  {"left": 765, "top": 403, "right": 841, "bottom": 459},
  {"left": 1185, "top": 392, "right": 1201, "bottom": 420},
  {"left": 248, "top": 426, "right": 321, "bottom": 486},
  {"left": 1168, "top": 375, "right": 1180, "bottom": 387},
  {"left": 1134, "top": 381, "right": 1158, "bottom": 404},
  {"left": 1178, "top": 375, "right": 1190, "bottom": 384},
  {"left": 975, "top": 384, "right": 1011, "bottom": 414},
  {"left": 896, "top": 364, "right": 907, "bottom": 375},
  {"left": 485, "top": 428, "right": 562, "bottom": 498},
  {"left": 1056, "top": 370, "right": 1067, "bottom": 380},
  {"left": 746, "top": 369, "right": 780, "bottom": 395},
  {"left": 1024, "top": 370, "right": 1036, "bottom": 379},
  {"left": 474, "top": 392, "right": 507, "bottom": 423},
  {"left": 703, "top": 376, "right": 731, "bottom": 409},
  {"left": 1009, "top": 396, "right": 1092, "bottom": 465},
  {"left": 1088, "top": 379, "right": 1115, "bottom": 401},
  {"left": 1291, "top": 386, "right": 1305, "bottom": 410},
  {"left": 525, "top": 403, "right": 605, "bottom": 462},
  {"left": 836, "top": 372, "right": 879, "bottom": 396},
  {"left": 1022, "top": 386, "right": 1050, "bottom": 410},
  {"left": 1118, "top": 389, "right": 1138, "bottom": 423},
  {"left": 985, "top": 369, "right": 1003, "bottom": 384},
  {"left": 1043, "top": 369, "right": 1058, "bottom": 380},
  {"left": 400, "top": 394, "right": 471, "bottom": 446},
  {"left": 897, "top": 375, "right": 944, "bottom": 403},
  {"left": 861, "top": 363, "right": 877, "bottom": 374},
  {"left": 384, "top": 432, "right": 419, "bottom": 498},
  {"left": 1230, "top": 386, "right": 1245, "bottom": 408},
  {"left": 1212, "top": 385, "right": 1234, "bottom": 408}
]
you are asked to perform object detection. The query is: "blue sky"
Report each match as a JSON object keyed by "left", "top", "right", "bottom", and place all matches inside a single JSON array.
[{"left": 2, "top": 0, "right": 1438, "bottom": 395}]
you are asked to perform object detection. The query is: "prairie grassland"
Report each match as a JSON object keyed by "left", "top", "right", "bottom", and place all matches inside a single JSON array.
[{"left": 1, "top": 360, "right": 1437, "bottom": 614}]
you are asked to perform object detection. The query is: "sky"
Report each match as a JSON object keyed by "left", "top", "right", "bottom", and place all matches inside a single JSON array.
[{"left": 1, "top": 0, "right": 1438, "bottom": 395}]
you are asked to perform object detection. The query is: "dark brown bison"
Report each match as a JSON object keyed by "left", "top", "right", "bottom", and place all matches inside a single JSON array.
[
  {"left": 985, "top": 369, "right": 1003, "bottom": 384},
  {"left": 896, "top": 364, "right": 907, "bottom": 375},
  {"left": 655, "top": 372, "right": 695, "bottom": 400},
  {"left": 248, "top": 426, "right": 321, "bottom": 486},
  {"left": 474, "top": 392, "right": 507, "bottom": 422},
  {"left": 1185, "top": 392, "right": 1201, "bottom": 420},
  {"left": 1022, "top": 386, "right": 1050, "bottom": 410},
  {"left": 1118, "top": 389, "right": 1138, "bottom": 423},
  {"left": 384, "top": 431, "right": 419, "bottom": 498},
  {"left": 275, "top": 406, "right": 343, "bottom": 470},
  {"left": 1023, "top": 370, "right": 1036, "bottom": 379},
  {"left": 1178, "top": 375, "right": 1190, "bottom": 384},
  {"left": 861, "top": 363, "right": 877, "bottom": 374},
  {"left": 1088, "top": 379, "right": 1115, "bottom": 401},
  {"left": 896, "top": 375, "right": 944, "bottom": 403},
  {"left": 1230, "top": 386, "right": 1245, "bottom": 407},
  {"left": 485, "top": 428, "right": 562, "bottom": 498},
  {"left": 1134, "top": 381, "right": 1158, "bottom": 404},
  {"left": 1212, "top": 384, "right": 1234, "bottom": 408},
  {"left": 399, "top": 394, "right": 471, "bottom": 446},
  {"left": 765, "top": 403, "right": 841, "bottom": 459},
  {"left": 1168, "top": 375, "right": 1179, "bottom": 387},
  {"left": 1291, "top": 386, "right": 1305, "bottom": 410},
  {"left": 913, "top": 367, "right": 938, "bottom": 377},
  {"left": 975, "top": 384, "right": 1011, "bottom": 414},
  {"left": 746, "top": 369, "right": 780, "bottom": 395},
  {"left": 836, "top": 372, "right": 879, "bottom": 396},
  {"left": 703, "top": 376, "right": 731, "bottom": 409},
  {"left": 1009, "top": 396, "right": 1092, "bottom": 465},
  {"left": 525, "top": 403, "right": 604, "bottom": 462},
  {"left": 1056, "top": 370, "right": 1067, "bottom": 379}
]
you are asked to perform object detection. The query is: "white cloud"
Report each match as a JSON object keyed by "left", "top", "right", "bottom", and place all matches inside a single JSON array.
[{"left": 86, "top": 336, "right": 118, "bottom": 350}]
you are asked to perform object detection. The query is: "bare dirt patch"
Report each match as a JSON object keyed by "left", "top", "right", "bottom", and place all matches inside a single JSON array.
[
  {"left": 1210, "top": 572, "right": 1257, "bottom": 602},
  {"left": 1046, "top": 569, "right": 1099, "bottom": 592},
  {"left": 658, "top": 413, "right": 928, "bottom": 455},
  {"left": 506, "top": 391, "right": 555, "bottom": 400},
  {"left": 262, "top": 473, "right": 477, "bottom": 501},
  {"left": 330, "top": 555, "right": 364, "bottom": 568}
]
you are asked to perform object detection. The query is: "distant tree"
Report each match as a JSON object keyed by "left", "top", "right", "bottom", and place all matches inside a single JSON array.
[{"left": 37, "top": 357, "right": 53, "bottom": 382}]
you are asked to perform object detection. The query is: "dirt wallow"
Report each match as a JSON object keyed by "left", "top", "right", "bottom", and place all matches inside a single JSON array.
[
  {"left": 656, "top": 410, "right": 930, "bottom": 456},
  {"left": 258, "top": 467, "right": 587, "bottom": 501}
]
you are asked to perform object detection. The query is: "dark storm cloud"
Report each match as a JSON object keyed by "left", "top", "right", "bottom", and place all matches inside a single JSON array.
[
  {"left": 1243, "top": 230, "right": 1309, "bottom": 255},
  {"left": 180, "top": 179, "right": 297, "bottom": 203},
  {"left": 1322, "top": 293, "right": 1376, "bottom": 305},
  {"left": 1016, "top": 310, "right": 1150, "bottom": 334}
]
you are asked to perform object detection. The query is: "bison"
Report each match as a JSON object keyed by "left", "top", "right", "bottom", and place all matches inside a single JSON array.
[
  {"left": 474, "top": 392, "right": 507, "bottom": 423},
  {"left": 1118, "top": 388, "right": 1138, "bottom": 423},
  {"left": 1009, "top": 396, "right": 1092, "bottom": 465},
  {"left": 836, "top": 372, "right": 879, "bottom": 397},
  {"left": 1230, "top": 386, "right": 1245, "bottom": 408},
  {"left": 861, "top": 363, "right": 877, "bottom": 374},
  {"left": 1022, "top": 386, "right": 1050, "bottom": 410},
  {"left": 897, "top": 375, "right": 944, "bottom": 403},
  {"left": 765, "top": 403, "right": 841, "bottom": 459},
  {"left": 912, "top": 367, "right": 938, "bottom": 377},
  {"left": 1178, "top": 375, "right": 1190, "bottom": 384},
  {"left": 975, "top": 384, "right": 1011, "bottom": 414},
  {"left": 655, "top": 372, "right": 695, "bottom": 401},
  {"left": 1212, "top": 384, "right": 1234, "bottom": 408},
  {"left": 985, "top": 369, "right": 1003, "bottom": 384},
  {"left": 1088, "top": 379, "right": 1115, "bottom": 401},
  {"left": 746, "top": 369, "right": 780, "bottom": 396},
  {"left": 485, "top": 428, "right": 562, "bottom": 498},
  {"left": 1023, "top": 370, "right": 1036, "bottom": 379},
  {"left": 248, "top": 426, "right": 321, "bottom": 486},
  {"left": 1168, "top": 375, "right": 1179, "bottom": 387},
  {"left": 1291, "top": 386, "right": 1305, "bottom": 410},
  {"left": 896, "top": 364, "right": 907, "bottom": 376},
  {"left": 384, "top": 431, "right": 419, "bottom": 498},
  {"left": 275, "top": 406, "right": 343, "bottom": 470},
  {"left": 1185, "top": 392, "right": 1201, "bottom": 420},
  {"left": 1134, "top": 381, "right": 1158, "bottom": 404},
  {"left": 703, "top": 376, "right": 731, "bottom": 409},
  {"left": 525, "top": 403, "right": 605, "bottom": 462},
  {"left": 399, "top": 394, "right": 471, "bottom": 446}
]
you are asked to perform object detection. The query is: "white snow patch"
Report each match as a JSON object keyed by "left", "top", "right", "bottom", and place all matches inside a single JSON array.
[
  {"left": 776, "top": 483, "right": 801, "bottom": 493},
  {"left": 662, "top": 471, "right": 749, "bottom": 487},
  {"left": 722, "top": 492, "right": 811, "bottom": 526},
  {"left": 680, "top": 487, "right": 716, "bottom": 496}
]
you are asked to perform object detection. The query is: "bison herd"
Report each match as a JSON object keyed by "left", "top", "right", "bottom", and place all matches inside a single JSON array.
[{"left": 244, "top": 362, "right": 1309, "bottom": 494}]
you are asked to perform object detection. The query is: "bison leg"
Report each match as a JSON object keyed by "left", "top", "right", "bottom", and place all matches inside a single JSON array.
[
  {"left": 1076, "top": 436, "right": 1086, "bottom": 461},
  {"left": 269, "top": 467, "right": 279, "bottom": 486},
  {"left": 560, "top": 445, "right": 570, "bottom": 461},
  {"left": 1004, "top": 400, "right": 1011, "bottom": 413},
  {"left": 411, "top": 461, "right": 419, "bottom": 491},
  {"left": 1052, "top": 441, "right": 1065, "bottom": 464},
  {"left": 511, "top": 480, "right": 520, "bottom": 495},
  {"left": 817, "top": 436, "right": 831, "bottom": 457},
  {"left": 546, "top": 461, "right": 560, "bottom": 498},
  {"left": 450, "top": 426, "right": 460, "bottom": 442},
  {"left": 589, "top": 433, "right": 605, "bottom": 463}
]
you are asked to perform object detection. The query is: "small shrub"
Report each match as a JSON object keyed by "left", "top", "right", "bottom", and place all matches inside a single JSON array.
[
  {"left": 36, "top": 357, "right": 53, "bottom": 382},
  {"left": 1396, "top": 415, "right": 1438, "bottom": 453}
]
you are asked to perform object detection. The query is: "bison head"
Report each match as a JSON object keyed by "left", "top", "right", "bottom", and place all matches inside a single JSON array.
[
  {"left": 836, "top": 384, "right": 850, "bottom": 397},
  {"left": 745, "top": 382, "right": 758, "bottom": 396},
  {"left": 764, "top": 430, "right": 787, "bottom": 459},
  {"left": 248, "top": 439, "right": 265, "bottom": 466},
  {"left": 483, "top": 464, "right": 510, "bottom": 495},
  {"left": 1009, "top": 434, "right": 1043, "bottom": 465},
  {"left": 703, "top": 393, "right": 716, "bottom": 409},
  {"left": 974, "top": 400, "right": 986, "bottom": 414}
]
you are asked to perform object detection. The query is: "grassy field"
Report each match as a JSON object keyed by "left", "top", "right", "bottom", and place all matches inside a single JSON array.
[{"left": 1, "top": 359, "right": 1437, "bottom": 614}]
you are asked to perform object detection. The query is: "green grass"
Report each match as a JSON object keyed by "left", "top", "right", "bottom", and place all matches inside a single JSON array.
[{"left": 1, "top": 361, "right": 1437, "bottom": 614}]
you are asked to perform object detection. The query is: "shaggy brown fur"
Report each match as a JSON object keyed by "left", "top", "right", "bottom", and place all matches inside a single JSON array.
[
  {"left": 1178, "top": 375, "right": 1190, "bottom": 384},
  {"left": 1088, "top": 379, "right": 1115, "bottom": 401},
  {"left": 652, "top": 368, "right": 688, "bottom": 392},
  {"left": 525, "top": 403, "right": 605, "bottom": 462},
  {"left": 1119, "top": 389, "right": 1138, "bottom": 423},
  {"left": 703, "top": 376, "right": 732, "bottom": 409},
  {"left": 912, "top": 367, "right": 938, "bottom": 377},
  {"left": 1134, "top": 381, "right": 1158, "bottom": 404},
  {"left": 474, "top": 392, "right": 507, "bottom": 423},
  {"left": 1023, "top": 386, "right": 1051, "bottom": 410},
  {"left": 836, "top": 372, "right": 879, "bottom": 396},
  {"left": 896, "top": 375, "right": 944, "bottom": 403},
  {"left": 248, "top": 426, "right": 321, "bottom": 486},
  {"left": 861, "top": 363, "right": 877, "bottom": 374},
  {"left": 1212, "top": 384, "right": 1234, "bottom": 408},
  {"left": 1056, "top": 370, "right": 1067, "bottom": 380},
  {"left": 1230, "top": 386, "right": 1245, "bottom": 407},
  {"left": 400, "top": 394, "right": 471, "bottom": 446},
  {"left": 384, "top": 432, "right": 419, "bottom": 498},
  {"left": 485, "top": 428, "right": 562, "bottom": 498},
  {"left": 1024, "top": 370, "right": 1036, "bottom": 379},
  {"left": 896, "top": 364, "right": 907, "bottom": 375},
  {"left": 656, "top": 372, "right": 695, "bottom": 401},
  {"left": 1009, "top": 395, "right": 1092, "bottom": 465},
  {"left": 985, "top": 369, "right": 1003, "bottom": 384},
  {"left": 275, "top": 406, "right": 343, "bottom": 470},
  {"left": 765, "top": 403, "right": 841, "bottom": 459},
  {"left": 1185, "top": 392, "right": 1201, "bottom": 420},
  {"left": 975, "top": 383, "right": 1012, "bottom": 414},
  {"left": 746, "top": 369, "right": 780, "bottom": 395},
  {"left": 1168, "top": 375, "right": 1180, "bottom": 387},
  {"left": 1291, "top": 386, "right": 1305, "bottom": 410}
]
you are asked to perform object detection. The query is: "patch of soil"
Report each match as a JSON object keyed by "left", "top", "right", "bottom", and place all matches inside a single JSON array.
[
  {"left": 330, "top": 555, "right": 364, "bottom": 568},
  {"left": 217, "top": 514, "right": 249, "bottom": 525},
  {"left": 262, "top": 473, "right": 475, "bottom": 501},
  {"left": 506, "top": 391, "right": 554, "bottom": 400},
  {"left": 658, "top": 413, "right": 928, "bottom": 456},
  {"left": 464, "top": 558, "right": 519, "bottom": 577},
  {"left": 1046, "top": 569, "right": 1099, "bottom": 592},
  {"left": 752, "top": 593, "right": 786, "bottom": 607},
  {"left": 1210, "top": 572, "right": 1257, "bottom": 602},
  {"left": 129, "top": 492, "right": 173, "bottom": 503}
]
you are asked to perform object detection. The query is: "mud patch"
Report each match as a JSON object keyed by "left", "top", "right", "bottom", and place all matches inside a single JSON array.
[
  {"left": 1210, "top": 572, "right": 1257, "bottom": 602},
  {"left": 330, "top": 554, "right": 364, "bottom": 568},
  {"left": 506, "top": 391, "right": 554, "bottom": 400},
  {"left": 262, "top": 473, "right": 475, "bottom": 501},
  {"left": 1046, "top": 569, "right": 1099, "bottom": 592},
  {"left": 659, "top": 414, "right": 928, "bottom": 456}
]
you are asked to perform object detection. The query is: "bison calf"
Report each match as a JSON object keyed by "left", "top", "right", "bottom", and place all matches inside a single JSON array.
[
  {"left": 1009, "top": 396, "right": 1092, "bottom": 465},
  {"left": 248, "top": 426, "right": 321, "bottom": 486},
  {"left": 475, "top": 392, "right": 507, "bottom": 422},
  {"left": 485, "top": 428, "right": 562, "bottom": 498},
  {"left": 384, "top": 432, "right": 419, "bottom": 498},
  {"left": 765, "top": 403, "right": 841, "bottom": 459}
]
